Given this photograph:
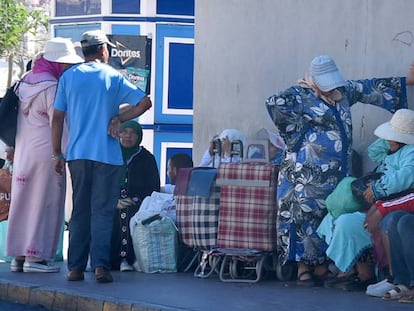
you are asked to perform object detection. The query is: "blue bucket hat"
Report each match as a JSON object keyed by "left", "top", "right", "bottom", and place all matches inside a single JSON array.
[{"left": 310, "top": 55, "right": 346, "bottom": 92}]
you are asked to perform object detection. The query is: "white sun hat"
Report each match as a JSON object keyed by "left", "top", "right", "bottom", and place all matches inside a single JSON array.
[
  {"left": 310, "top": 55, "right": 347, "bottom": 92},
  {"left": 374, "top": 108, "right": 414, "bottom": 145},
  {"left": 43, "top": 37, "right": 84, "bottom": 64}
]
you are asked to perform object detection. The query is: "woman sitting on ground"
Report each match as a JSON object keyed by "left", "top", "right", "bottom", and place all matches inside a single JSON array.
[
  {"left": 110, "top": 120, "right": 160, "bottom": 272},
  {"left": 318, "top": 109, "right": 414, "bottom": 292}
]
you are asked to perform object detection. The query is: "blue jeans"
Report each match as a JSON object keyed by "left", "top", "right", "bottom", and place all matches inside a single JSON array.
[
  {"left": 387, "top": 210, "right": 414, "bottom": 287},
  {"left": 67, "top": 160, "right": 121, "bottom": 272},
  {"left": 379, "top": 211, "right": 396, "bottom": 232}
]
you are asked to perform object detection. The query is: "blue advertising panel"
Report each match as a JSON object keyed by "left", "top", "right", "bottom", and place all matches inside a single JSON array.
[{"left": 154, "top": 24, "right": 194, "bottom": 124}]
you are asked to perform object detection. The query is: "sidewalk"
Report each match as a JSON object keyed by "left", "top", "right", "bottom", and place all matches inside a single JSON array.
[{"left": 0, "top": 259, "right": 413, "bottom": 311}]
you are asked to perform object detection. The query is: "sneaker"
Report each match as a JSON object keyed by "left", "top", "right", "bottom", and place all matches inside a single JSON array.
[
  {"left": 10, "top": 258, "right": 24, "bottom": 272},
  {"left": 366, "top": 279, "right": 395, "bottom": 297},
  {"left": 120, "top": 259, "right": 134, "bottom": 272},
  {"left": 23, "top": 261, "right": 60, "bottom": 273}
]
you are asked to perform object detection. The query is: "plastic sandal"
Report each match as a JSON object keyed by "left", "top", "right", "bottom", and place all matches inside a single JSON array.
[
  {"left": 382, "top": 284, "right": 410, "bottom": 300},
  {"left": 399, "top": 289, "right": 414, "bottom": 304},
  {"left": 297, "top": 271, "right": 315, "bottom": 287}
]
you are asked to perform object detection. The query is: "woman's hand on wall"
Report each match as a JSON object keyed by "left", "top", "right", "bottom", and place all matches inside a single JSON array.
[{"left": 406, "top": 61, "right": 414, "bottom": 85}]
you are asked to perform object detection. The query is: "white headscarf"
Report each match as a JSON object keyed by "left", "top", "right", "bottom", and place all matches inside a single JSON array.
[{"left": 218, "top": 129, "right": 247, "bottom": 147}]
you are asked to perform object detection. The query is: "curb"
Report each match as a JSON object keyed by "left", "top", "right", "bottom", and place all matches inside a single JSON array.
[{"left": 0, "top": 279, "right": 177, "bottom": 311}]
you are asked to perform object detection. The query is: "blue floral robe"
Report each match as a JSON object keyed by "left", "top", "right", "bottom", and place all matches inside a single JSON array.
[{"left": 265, "top": 77, "right": 407, "bottom": 265}]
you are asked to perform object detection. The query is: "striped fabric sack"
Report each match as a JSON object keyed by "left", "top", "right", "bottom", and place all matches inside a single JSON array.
[
  {"left": 176, "top": 186, "right": 220, "bottom": 250},
  {"left": 132, "top": 216, "right": 178, "bottom": 273},
  {"left": 216, "top": 162, "right": 278, "bottom": 252}
]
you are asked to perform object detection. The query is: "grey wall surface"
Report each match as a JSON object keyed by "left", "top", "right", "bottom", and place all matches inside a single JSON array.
[{"left": 193, "top": 0, "right": 414, "bottom": 172}]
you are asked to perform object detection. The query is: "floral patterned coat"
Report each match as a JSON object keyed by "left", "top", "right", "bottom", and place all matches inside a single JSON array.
[{"left": 265, "top": 77, "right": 407, "bottom": 265}]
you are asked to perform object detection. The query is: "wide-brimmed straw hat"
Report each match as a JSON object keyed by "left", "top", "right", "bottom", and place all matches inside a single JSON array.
[
  {"left": 374, "top": 109, "right": 414, "bottom": 145},
  {"left": 43, "top": 37, "right": 84, "bottom": 64},
  {"left": 310, "top": 55, "right": 346, "bottom": 92}
]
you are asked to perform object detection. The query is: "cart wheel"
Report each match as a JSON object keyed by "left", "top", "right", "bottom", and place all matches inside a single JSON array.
[
  {"left": 208, "top": 255, "right": 218, "bottom": 274},
  {"left": 255, "top": 257, "right": 265, "bottom": 281},
  {"left": 276, "top": 261, "right": 296, "bottom": 281},
  {"left": 230, "top": 259, "right": 239, "bottom": 279}
]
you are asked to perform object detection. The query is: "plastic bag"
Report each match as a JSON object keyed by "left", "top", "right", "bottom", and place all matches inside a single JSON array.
[
  {"left": 130, "top": 191, "right": 175, "bottom": 234},
  {"left": 326, "top": 176, "right": 362, "bottom": 218},
  {"left": 131, "top": 215, "right": 178, "bottom": 273}
]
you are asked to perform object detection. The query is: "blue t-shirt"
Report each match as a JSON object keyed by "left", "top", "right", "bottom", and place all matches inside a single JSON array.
[{"left": 54, "top": 62, "right": 146, "bottom": 165}]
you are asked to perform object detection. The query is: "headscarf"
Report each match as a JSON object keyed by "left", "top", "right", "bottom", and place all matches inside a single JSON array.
[
  {"left": 298, "top": 73, "right": 343, "bottom": 105},
  {"left": 120, "top": 120, "right": 143, "bottom": 163},
  {"left": 32, "top": 54, "right": 64, "bottom": 79},
  {"left": 218, "top": 129, "right": 247, "bottom": 148}
]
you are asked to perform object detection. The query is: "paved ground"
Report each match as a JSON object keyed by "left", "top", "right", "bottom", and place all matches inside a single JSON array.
[{"left": 0, "top": 260, "right": 413, "bottom": 311}]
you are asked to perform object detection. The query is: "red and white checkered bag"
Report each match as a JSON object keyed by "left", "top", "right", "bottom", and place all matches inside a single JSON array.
[
  {"left": 216, "top": 162, "right": 278, "bottom": 251},
  {"left": 176, "top": 186, "right": 220, "bottom": 250}
]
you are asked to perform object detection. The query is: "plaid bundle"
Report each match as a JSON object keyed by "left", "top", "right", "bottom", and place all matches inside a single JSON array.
[
  {"left": 216, "top": 162, "right": 277, "bottom": 187},
  {"left": 176, "top": 186, "right": 220, "bottom": 249},
  {"left": 217, "top": 162, "right": 278, "bottom": 252}
]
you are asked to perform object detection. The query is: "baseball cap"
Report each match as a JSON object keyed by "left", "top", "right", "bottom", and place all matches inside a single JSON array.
[
  {"left": 80, "top": 30, "right": 116, "bottom": 48},
  {"left": 310, "top": 55, "right": 346, "bottom": 92}
]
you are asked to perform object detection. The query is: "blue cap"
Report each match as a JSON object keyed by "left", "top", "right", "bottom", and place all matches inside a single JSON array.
[{"left": 310, "top": 55, "right": 346, "bottom": 92}]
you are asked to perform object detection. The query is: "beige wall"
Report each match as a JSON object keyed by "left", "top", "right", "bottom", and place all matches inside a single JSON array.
[{"left": 194, "top": 0, "right": 414, "bottom": 172}]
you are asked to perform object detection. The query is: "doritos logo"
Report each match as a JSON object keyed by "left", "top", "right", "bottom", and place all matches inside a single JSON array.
[{"left": 111, "top": 41, "right": 141, "bottom": 66}]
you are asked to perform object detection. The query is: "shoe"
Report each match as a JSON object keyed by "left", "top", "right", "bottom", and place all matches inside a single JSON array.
[
  {"left": 296, "top": 271, "right": 316, "bottom": 287},
  {"left": 10, "top": 258, "right": 24, "bottom": 272},
  {"left": 324, "top": 275, "right": 355, "bottom": 289},
  {"left": 340, "top": 276, "right": 377, "bottom": 292},
  {"left": 132, "top": 261, "right": 141, "bottom": 272},
  {"left": 95, "top": 267, "right": 113, "bottom": 283},
  {"left": 366, "top": 279, "right": 395, "bottom": 297},
  {"left": 120, "top": 259, "right": 134, "bottom": 272},
  {"left": 67, "top": 270, "right": 84, "bottom": 281},
  {"left": 23, "top": 261, "right": 60, "bottom": 273},
  {"left": 383, "top": 284, "right": 410, "bottom": 300},
  {"left": 313, "top": 270, "right": 335, "bottom": 287},
  {"left": 399, "top": 289, "right": 414, "bottom": 304}
]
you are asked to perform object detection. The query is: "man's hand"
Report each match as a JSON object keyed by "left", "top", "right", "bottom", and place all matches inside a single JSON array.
[
  {"left": 108, "top": 116, "right": 121, "bottom": 138},
  {"left": 407, "top": 61, "right": 414, "bottom": 85}
]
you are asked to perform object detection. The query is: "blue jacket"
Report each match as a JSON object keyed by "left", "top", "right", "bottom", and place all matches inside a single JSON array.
[{"left": 368, "top": 138, "right": 414, "bottom": 199}]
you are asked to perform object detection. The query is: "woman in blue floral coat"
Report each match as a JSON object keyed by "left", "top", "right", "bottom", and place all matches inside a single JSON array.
[{"left": 265, "top": 55, "right": 414, "bottom": 286}]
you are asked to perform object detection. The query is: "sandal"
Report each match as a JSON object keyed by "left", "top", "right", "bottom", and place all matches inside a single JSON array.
[
  {"left": 297, "top": 271, "right": 315, "bottom": 287},
  {"left": 399, "top": 289, "right": 414, "bottom": 304},
  {"left": 383, "top": 284, "right": 409, "bottom": 300}
]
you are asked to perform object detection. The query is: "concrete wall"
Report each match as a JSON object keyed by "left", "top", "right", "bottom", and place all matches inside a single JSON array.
[{"left": 193, "top": 0, "right": 414, "bottom": 172}]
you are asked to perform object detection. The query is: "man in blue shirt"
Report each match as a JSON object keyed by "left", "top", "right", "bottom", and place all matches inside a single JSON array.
[{"left": 51, "top": 30, "right": 151, "bottom": 283}]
